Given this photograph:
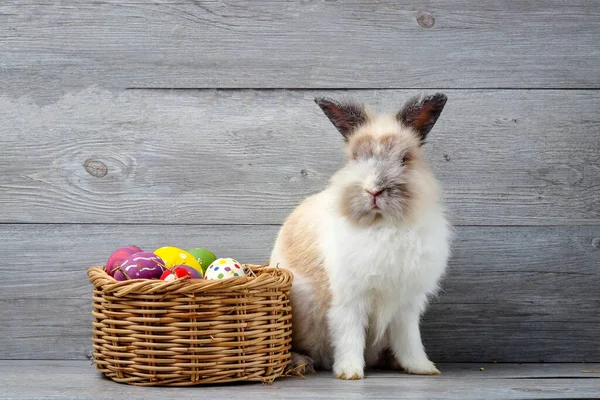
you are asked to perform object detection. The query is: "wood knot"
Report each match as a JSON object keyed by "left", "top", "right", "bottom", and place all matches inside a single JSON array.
[
  {"left": 592, "top": 238, "right": 600, "bottom": 249},
  {"left": 300, "top": 169, "right": 308, "bottom": 177},
  {"left": 84, "top": 159, "right": 108, "bottom": 178},
  {"left": 417, "top": 11, "right": 435, "bottom": 28}
]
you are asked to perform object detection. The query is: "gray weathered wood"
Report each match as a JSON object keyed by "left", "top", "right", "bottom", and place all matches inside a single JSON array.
[
  {"left": 1, "top": 0, "right": 597, "bottom": 384},
  {"left": 6, "top": 297, "right": 598, "bottom": 362},
  {"left": 2, "top": 224, "right": 599, "bottom": 298},
  {"left": 1, "top": 89, "right": 599, "bottom": 225},
  {"left": 1, "top": 361, "right": 598, "bottom": 400},
  {"left": 1, "top": 224, "right": 598, "bottom": 361},
  {"left": 1, "top": 1, "right": 599, "bottom": 95}
]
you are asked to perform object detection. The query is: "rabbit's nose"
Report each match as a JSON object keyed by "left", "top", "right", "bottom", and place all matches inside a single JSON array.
[{"left": 366, "top": 189, "right": 383, "bottom": 198}]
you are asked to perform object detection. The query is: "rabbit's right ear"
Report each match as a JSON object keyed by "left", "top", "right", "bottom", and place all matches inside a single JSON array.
[{"left": 314, "top": 98, "right": 368, "bottom": 141}]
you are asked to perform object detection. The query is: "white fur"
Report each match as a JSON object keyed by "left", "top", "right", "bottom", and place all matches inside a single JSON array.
[{"left": 271, "top": 188, "right": 451, "bottom": 378}]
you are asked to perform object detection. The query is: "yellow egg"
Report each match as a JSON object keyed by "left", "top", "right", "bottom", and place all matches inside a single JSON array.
[{"left": 154, "top": 246, "right": 203, "bottom": 276}]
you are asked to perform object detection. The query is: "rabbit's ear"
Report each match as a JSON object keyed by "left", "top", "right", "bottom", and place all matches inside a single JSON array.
[
  {"left": 314, "top": 97, "right": 368, "bottom": 141},
  {"left": 397, "top": 93, "right": 447, "bottom": 145}
]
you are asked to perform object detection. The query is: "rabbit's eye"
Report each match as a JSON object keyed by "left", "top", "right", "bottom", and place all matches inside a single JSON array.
[{"left": 401, "top": 153, "right": 412, "bottom": 165}]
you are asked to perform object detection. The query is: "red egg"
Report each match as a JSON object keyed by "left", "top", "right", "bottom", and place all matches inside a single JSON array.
[
  {"left": 160, "top": 265, "right": 202, "bottom": 281},
  {"left": 106, "top": 246, "right": 143, "bottom": 276},
  {"left": 113, "top": 252, "right": 165, "bottom": 281},
  {"left": 172, "top": 265, "right": 203, "bottom": 279},
  {"left": 160, "top": 265, "right": 198, "bottom": 281},
  {"left": 160, "top": 270, "right": 174, "bottom": 281}
]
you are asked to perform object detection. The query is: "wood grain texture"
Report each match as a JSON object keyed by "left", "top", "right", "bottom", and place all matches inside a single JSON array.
[
  {"left": 1, "top": 224, "right": 598, "bottom": 361},
  {"left": 1, "top": 361, "right": 598, "bottom": 400},
  {"left": 1, "top": 89, "right": 599, "bottom": 225},
  {"left": 1, "top": 0, "right": 598, "bottom": 374},
  {"left": 1, "top": 1, "right": 599, "bottom": 95}
]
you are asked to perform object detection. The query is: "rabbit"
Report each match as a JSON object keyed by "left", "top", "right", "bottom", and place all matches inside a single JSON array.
[{"left": 269, "top": 93, "right": 451, "bottom": 380}]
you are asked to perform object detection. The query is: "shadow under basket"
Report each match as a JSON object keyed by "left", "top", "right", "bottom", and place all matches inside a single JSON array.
[{"left": 87, "top": 264, "right": 293, "bottom": 386}]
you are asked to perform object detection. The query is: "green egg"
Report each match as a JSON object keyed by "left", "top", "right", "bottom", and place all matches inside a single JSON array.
[{"left": 187, "top": 248, "right": 217, "bottom": 274}]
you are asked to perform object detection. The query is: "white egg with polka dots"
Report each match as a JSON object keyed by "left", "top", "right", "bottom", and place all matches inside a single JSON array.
[{"left": 204, "top": 258, "right": 246, "bottom": 280}]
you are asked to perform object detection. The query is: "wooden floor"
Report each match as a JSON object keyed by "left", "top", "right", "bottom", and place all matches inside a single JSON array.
[{"left": 2, "top": 361, "right": 598, "bottom": 399}]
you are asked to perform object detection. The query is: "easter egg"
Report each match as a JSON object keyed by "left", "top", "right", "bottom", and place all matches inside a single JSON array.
[
  {"left": 154, "top": 246, "right": 202, "bottom": 275},
  {"left": 113, "top": 252, "right": 166, "bottom": 281},
  {"left": 172, "top": 265, "right": 203, "bottom": 279},
  {"left": 160, "top": 265, "right": 202, "bottom": 281},
  {"left": 187, "top": 248, "right": 217, "bottom": 274},
  {"left": 106, "top": 245, "right": 143, "bottom": 276},
  {"left": 160, "top": 269, "right": 177, "bottom": 281},
  {"left": 204, "top": 258, "right": 246, "bottom": 280}
]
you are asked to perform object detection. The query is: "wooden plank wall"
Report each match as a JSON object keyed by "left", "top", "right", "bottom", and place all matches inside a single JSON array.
[{"left": 0, "top": 1, "right": 599, "bottom": 362}]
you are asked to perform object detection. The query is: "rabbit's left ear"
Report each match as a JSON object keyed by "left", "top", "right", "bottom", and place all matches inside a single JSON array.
[{"left": 397, "top": 93, "right": 447, "bottom": 144}]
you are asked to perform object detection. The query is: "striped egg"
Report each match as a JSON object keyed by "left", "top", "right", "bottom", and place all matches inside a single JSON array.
[{"left": 113, "top": 252, "right": 166, "bottom": 281}]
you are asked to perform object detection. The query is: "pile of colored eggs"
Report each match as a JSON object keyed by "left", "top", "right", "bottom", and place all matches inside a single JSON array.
[{"left": 105, "top": 245, "right": 246, "bottom": 281}]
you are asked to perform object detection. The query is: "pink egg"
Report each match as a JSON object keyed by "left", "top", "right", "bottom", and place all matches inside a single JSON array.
[
  {"left": 106, "top": 246, "right": 143, "bottom": 276},
  {"left": 113, "top": 252, "right": 166, "bottom": 281}
]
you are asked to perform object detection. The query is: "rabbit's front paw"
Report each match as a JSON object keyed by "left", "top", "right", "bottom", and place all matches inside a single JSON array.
[
  {"left": 400, "top": 358, "right": 440, "bottom": 375},
  {"left": 333, "top": 360, "right": 364, "bottom": 380}
]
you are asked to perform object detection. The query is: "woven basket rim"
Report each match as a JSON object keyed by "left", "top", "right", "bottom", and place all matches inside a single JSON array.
[{"left": 88, "top": 264, "right": 293, "bottom": 297}]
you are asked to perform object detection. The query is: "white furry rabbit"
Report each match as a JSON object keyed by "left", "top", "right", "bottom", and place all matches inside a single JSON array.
[{"left": 270, "top": 94, "right": 451, "bottom": 380}]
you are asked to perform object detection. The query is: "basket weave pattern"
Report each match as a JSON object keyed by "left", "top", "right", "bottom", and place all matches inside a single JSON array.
[{"left": 88, "top": 265, "right": 293, "bottom": 386}]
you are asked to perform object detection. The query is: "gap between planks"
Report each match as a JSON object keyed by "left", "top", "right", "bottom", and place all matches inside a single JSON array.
[
  {"left": 0, "top": 222, "right": 596, "bottom": 228},
  {"left": 125, "top": 87, "right": 600, "bottom": 91}
]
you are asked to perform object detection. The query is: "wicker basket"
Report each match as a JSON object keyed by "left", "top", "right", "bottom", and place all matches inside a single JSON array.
[{"left": 87, "top": 264, "right": 293, "bottom": 386}]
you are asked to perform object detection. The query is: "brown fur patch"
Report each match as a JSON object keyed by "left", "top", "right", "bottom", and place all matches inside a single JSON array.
[
  {"left": 278, "top": 197, "right": 332, "bottom": 357},
  {"left": 378, "top": 133, "right": 399, "bottom": 153},
  {"left": 279, "top": 208, "right": 328, "bottom": 289},
  {"left": 350, "top": 131, "right": 416, "bottom": 165},
  {"left": 350, "top": 135, "right": 375, "bottom": 160}
]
